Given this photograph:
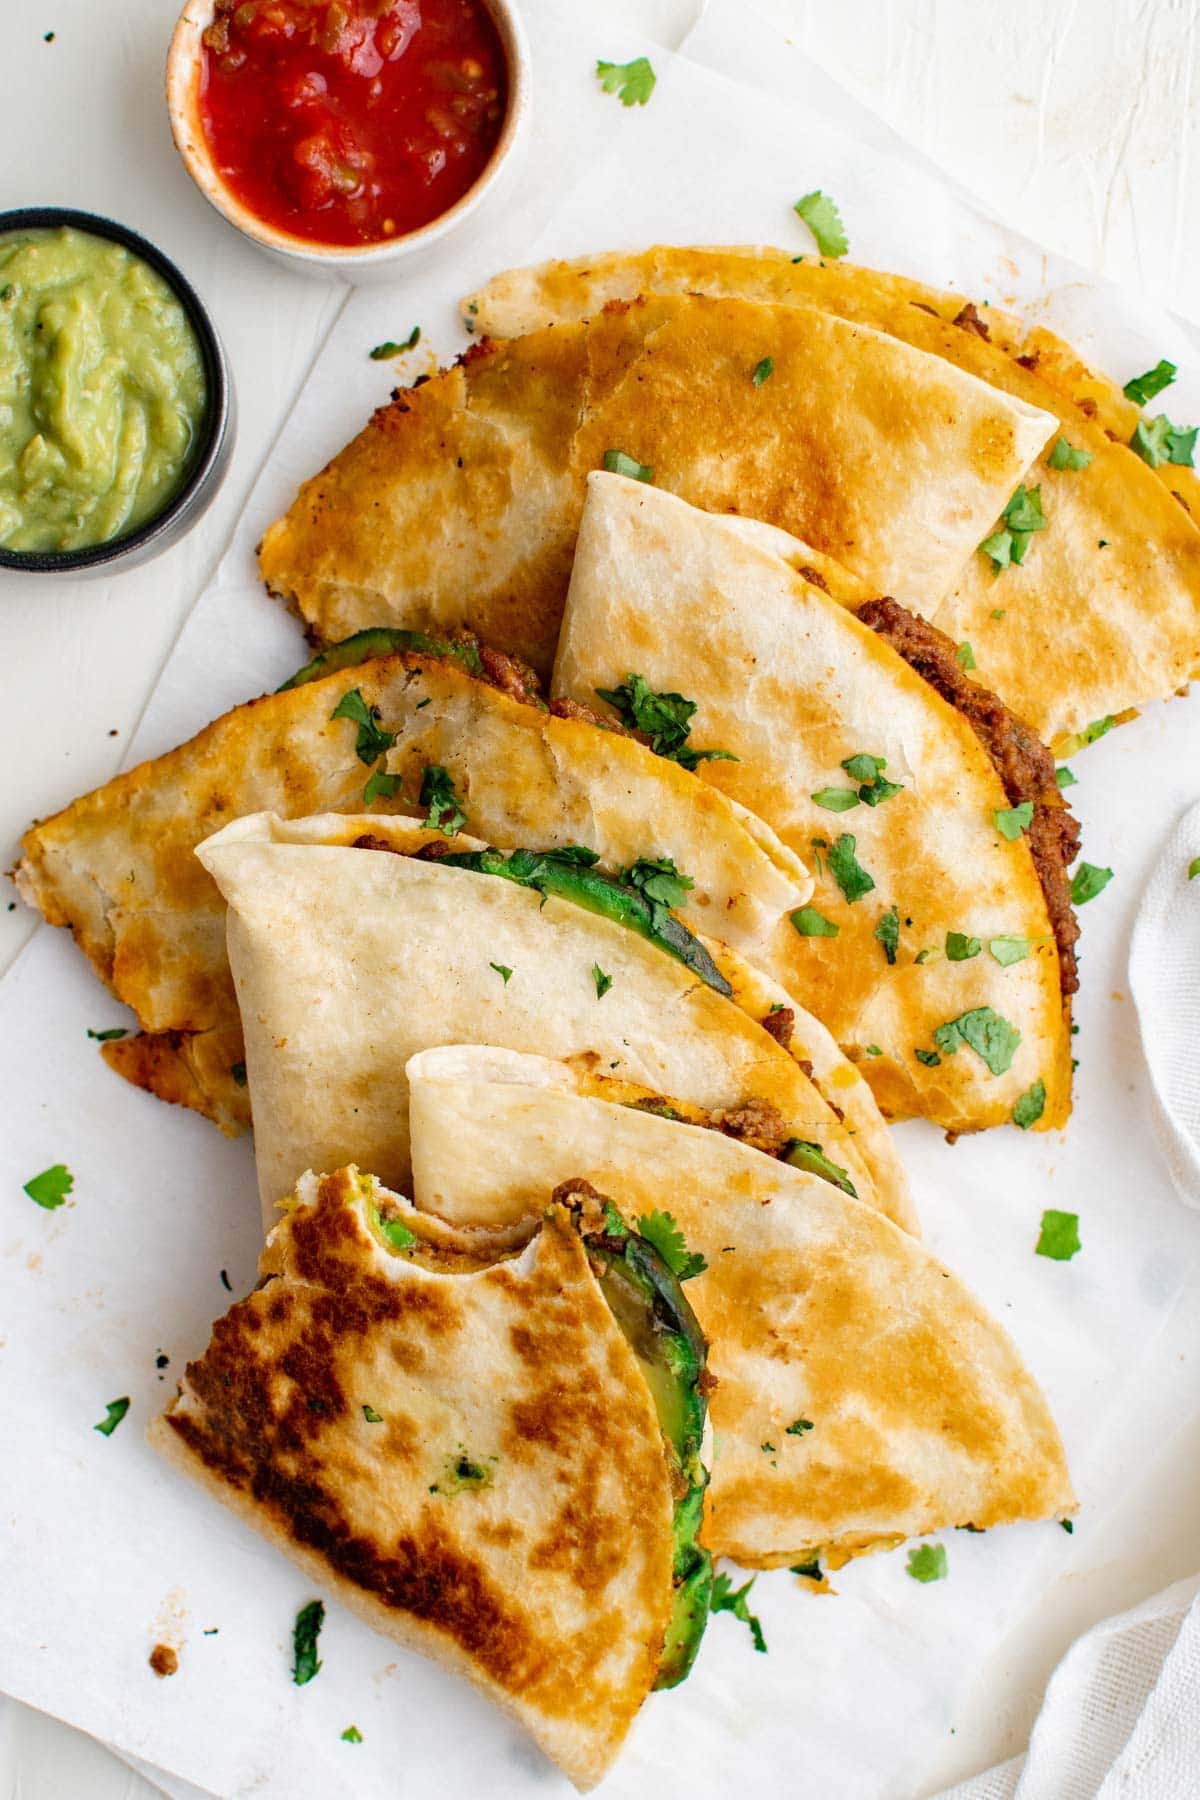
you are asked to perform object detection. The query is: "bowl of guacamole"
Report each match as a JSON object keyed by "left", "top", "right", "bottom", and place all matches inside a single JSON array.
[{"left": 0, "top": 208, "right": 234, "bottom": 575}]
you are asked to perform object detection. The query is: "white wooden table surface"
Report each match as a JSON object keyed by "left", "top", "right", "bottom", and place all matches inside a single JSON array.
[{"left": 2, "top": 1, "right": 1198, "bottom": 1794}]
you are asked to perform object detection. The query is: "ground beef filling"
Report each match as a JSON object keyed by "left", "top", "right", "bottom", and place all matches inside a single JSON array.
[{"left": 856, "top": 596, "right": 1080, "bottom": 996}]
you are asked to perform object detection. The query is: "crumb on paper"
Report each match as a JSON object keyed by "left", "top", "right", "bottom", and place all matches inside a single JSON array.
[{"left": 149, "top": 1643, "right": 178, "bottom": 1678}]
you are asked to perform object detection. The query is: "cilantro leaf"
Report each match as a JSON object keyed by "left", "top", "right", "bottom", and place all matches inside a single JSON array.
[
  {"left": 945, "top": 931, "right": 981, "bottom": 961},
  {"left": 1070, "top": 861, "right": 1113, "bottom": 905},
  {"left": 231, "top": 1061, "right": 248, "bottom": 1087},
  {"left": 791, "top": 905, "right": 839, "bottom": 939},
  {"left": 635, "top": 1208, "right": 708, "bottom": 1281},
  {"left": 372, "top": 1206, "right": 416, "bottom": 1252},
  {"left": 874, "top": 905, "right": 899, "bottom": 965},
  {"left": 622, "top": 855, "right": 694, "bottom": 911},
  {"left": 1123, "top": 359, "right": 1176, "bottom": 405},
  {"left": 489, "top": 961, "right": 513, "bottom": 984},
  {"left": 331, "top": 689, "right": 396, "bottom": 766},
  {"left": 94, "top": 1397, "right": 130, "bottom": 1437},
  {"left": 1131, "top": 414, "right": 1198, "bottom": 468},
  {"left": 752, "top": 356, "right": 774, "bottom": 386},
  {"left": 842, "top": 751, "right": 902, "bottom": 806},
  {"left": 827, "top": 834, "right": 875, "bottom": 904},
  {"left": 709, "top": 1572, "right": 767, "bottom": 1652},
  {"left": 595, "top": 55, "right": 656, "bottom": 106},
  {"left": 782, "top": 1139, "right": 857, "bottom": 1197},
  {"left": 592, "top": 963, "right": 613, "bottom": 998},
  {"left": 602, "top": 447, "right": 654, "bottom": 481},
  {"left": 785, "top": 1418, "right": 813, "bottom": 1436},
  {"left": 87, "top": 1026, "right": 127, "bottom": 1041},
  {"left": 979, "top": 531, "right": 1012, "bottom": 572},
  {"left": 980, "top": 483, "right": 1049, "bottom": 570},
  {"left": 1036, "top": 1208, "right": 1081, "bottom": 1261},
  {"left": 341, "top": 1726, "right": 363, "bottom": 1743},
  {"left": 812, "top": 786, "right": 860, "bottom": 812},
  {"left": 24, "top": 1163, "right": 73, "bottom": 1210},
  {"left": 363, "top": 765, "right": 400, "bottom": 805},
  {"left": 906, "top": 1542, "right": 948, "bottom": 1583},
  {"left": 791, "top": 1558, "right": 823, "bottom": 1580},
  {"left": 915, "top": 1048, "right": 941, "bottom": 1067},
  {"left": 1056, "top": 766, "right": 1077, "bottom": 789},
  {"left": 957, "top": 641, "right": 977, "bottom": 670},
  {"left": 369, "top": 327, "right": 419, "bottom": 359},
  {"left": 1189, "top": 857, "right": 1200, "bottom": 881},
  {"left": 419, "top": 764, "right": 467, "bottom": 836},
  {"left": 933, "top": 1007, "right": 1021, "bottom": 1075},
  {"left": 362, "top": 1404, "right": 383, "bottom": 1423},
  {"left": 292, "top": 1600, "right": 325, "bottom": 1685},
  {"left": 793, "top": 190, "right": 848, "bottom": 259},
  {"left": 595, "top": 673, "right": 735, "bottom": 769},
  {"left": 1013, "top": 1079, "right": 1046, "bottom": 1129},
  {"left": 1047, "top": 437, "right": 1093, "bottom": 472},
  {"left": 1068, "top": 716, "right": 1115, "bottom": 753},
  {"left": 994, "top": 800, "right": 1034, "bottom": 840},
  {"left": 988, "top": 934, "right": 1029, "bottom": 966}
]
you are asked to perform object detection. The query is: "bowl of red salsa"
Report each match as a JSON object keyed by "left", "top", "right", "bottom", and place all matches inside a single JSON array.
[{"left": 166, "top": 0, "right": 527, "bottom": 275}]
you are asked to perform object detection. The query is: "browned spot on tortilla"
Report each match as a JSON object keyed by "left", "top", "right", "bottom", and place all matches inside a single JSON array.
[{"left": 149, "top": 1643, "right": 178, "bottom": 1678}]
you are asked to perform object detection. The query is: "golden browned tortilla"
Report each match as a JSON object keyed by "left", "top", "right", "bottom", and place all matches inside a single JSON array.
[
  {"left": 555, "top": 475, "right": 1073, "bottom": 1134},
  {"left": 259, "top": 292, "right": 1056, "bottom": 677},
  {"left": 15, "top": 647, "right": 908, "bottom": 1214},
  {"left": 462, "top": 246, "right": 1200, "bottom": 748},
  {"left": 405, "top": 1047, "right": 1075, "bottom": 1570},
  {"left": 151, "top": 1168, "right": 674, "bottom": 1791},
  {"left": 196, "top": 810, "right": 914, "bottom": 1233}
]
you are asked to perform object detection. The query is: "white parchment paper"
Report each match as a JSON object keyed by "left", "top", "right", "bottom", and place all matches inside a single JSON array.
[{"left": 3, "top": 4, "right": 1200, "bottom": 1797}]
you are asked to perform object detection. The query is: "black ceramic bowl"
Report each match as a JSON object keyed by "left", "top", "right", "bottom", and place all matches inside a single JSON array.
[{"left": 0, "top": 207, "right": 235, "bottom": 577}]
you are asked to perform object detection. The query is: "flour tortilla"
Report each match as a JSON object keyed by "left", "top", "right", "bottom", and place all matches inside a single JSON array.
[
  {"left": 405, "top": 1047, "right": 1075, "bottom": 1569},
  {"left": 462, "top": 245, "right": 1200, "bottom": 746},
  {"left": 553, "top": 473, "right": 1073, "bottom": 1135},
  {"left": 259, "top": 292, "right": 1056, "bottom": 678},
  {"left": 195, "top": 811, "right": 910, "bottom": 1232},
  {"left": 151, "top": 1167, "right": 675, "bottom": 1791}
]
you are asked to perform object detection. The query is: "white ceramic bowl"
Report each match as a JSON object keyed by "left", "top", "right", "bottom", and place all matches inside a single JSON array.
[{"left": 165, "top": 0, "right": 529, "bottom": 283}]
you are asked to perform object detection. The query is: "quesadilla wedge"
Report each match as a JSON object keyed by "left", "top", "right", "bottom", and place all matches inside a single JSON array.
[
  {"left": 554, "top": 473, "right": 1076, "bottom": 1135},
  {"left": 151, "top": 1165, "right": 713, "bottom": 1791},
  {"left": 196, "top": 810, "right": 913, "bottom": 1232},
  {"left": 15, "top": 639, "right": 904, "bottom": 1213},
  {"left": 404, "top": 1046, "right": 1076, "bottom": 1570},
  {"left": 259, "top": 292, "right": 1056, "bottom": 677},
  {"left": 461, "top": 245, "right": 1200, "bottom": 748}
]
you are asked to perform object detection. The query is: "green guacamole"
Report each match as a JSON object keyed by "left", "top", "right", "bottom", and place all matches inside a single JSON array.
[{"left": 0, "top": 228, "right": 207, "bottom": 554}]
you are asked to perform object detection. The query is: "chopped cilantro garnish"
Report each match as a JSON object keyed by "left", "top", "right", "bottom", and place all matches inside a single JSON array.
[
  {"left": 1070, "top": 861, "right": 1113, "bottom": 905},
  {"left": 710, "top": 1571, "right": 767, "bottom": 1652},
  {"left": 1071, "top": 716, "right": 1114, "bottom": 752},
  {"left": 1047, "top": 437, "right": 1093, "bottom": 472},
  {"left": 431, "top": 1448, "right": 496, "bottom": 1494},
  {"left": 957, "top": 641, "right": 977, "bottom": 670},
  {"left": 23, "top": 1163, "right": 73, "bottom": 1210},
  {"left": 1189, "top": 857, "right": 1200, "bottom": 881},
  {"left": 906, "top": 1542, "right": 948, "bottom": 1583},
  {"left": 419, "top": 764, "right": 467, "bottom": 836},
  {"left": 595, "top": 673, "right": 735, "bottom": 769},
  {"left": 988, "top": 935, "right": 1029, "bottom": 966},
  {"left": 341, "top": 1726, "right": 363, "bottom": 1743},
  {"left": 945, "top": 931, "right": 981, "bottom": 961},
  {"left": 87, "top": 1026, "right": 127, "bottom": 1041},
  {"left": 1036, "top": 1209, "right": 1081, "bottom": 1261},
  {"left": 369, "top": 326, "right": 419, "bottom": 359},
  {"left": 1131, "top": 414, "right": 1197, "bottom": 469},
  {"left": 1061, "top": 1519, "right": 1075, "bottom": 1534},
  {"left": 933, "top": 1007, "right": 1021, "bottom": 1075},
  {"left": 220, "top": 1268, "right": 232, "bottom": 1291},
  {"left": 761, "top": 1441, "right": 777, "bottom": 1456},
  {"left": 827, "top": 834, "right": 875, "bottom": 904},
  {"left": 622, "top": 855, "right": 694, "bottom": 911},
  {"left": 914, "top": 1048, "right": 941, "bottom": 1067},
  {"left": 782, "top": 1139, "right": 857, "bottom": 1197},
  {"left": 1123, "top": 359, "right": 1176, "bottom": 405},
  {"left": 812, "top": 786, "right": 860, "bottom": 812},
  {"left": 791, "top": 1558, "right": 822, "bottom": 1580},
  {"left": 363, "top": 766, "right": 400, "bottom": 805},
  {"left": 331, "top": 688, "right": 396, "bottom": 766},
  {"left": 592, "top": 963, "right": 613, "bottom": 998},
  {"left": 793, "top": 190, "right": 848, "bottom": 258},
  {"left": 980, "top": 483, "right": 1048, "bottom": 570},
  {"left": 874, "top": 905, "right": 899, "bottom": 965},
  {"left": 230, "top": 1061, "right": 248, "bottom": 1087},
  {"left": 292, "top": 1600, "right": 325, "bottom": 1685},
  {"left": 637, "top": 1209, "right": 707, "bottom": 1280},
  {"left": 865, "top": 1044, "right": 882, "bottom": 1056},
  {"left": 373, "top": 1207, "right": 417, "bottom": 1251},
  {"left": 1056, "top": 766, "right": 1077, "bottom": 789},
  {"left": 362, "top": 1404, "right": 383, "bottom": 1423},
  {"left": 489, "top": 961, "right": 513, "bottom": 984},
  {"left": 602, "top": 447, "right": 654, "bottom": 482},
  {"left": 94, "top": 1397, "right": 130, "bottom": 1437},
  {"left": 843, "top": 752, "right": 902, "bottom": 806},
  {"left": 785, "top": 1418, "right": 814, "bottom": 1436},
  {"left": 914, "top": 948, "right": 934, "bottom": 965},
  {"left": 790, "top": 905, "right": 839, "bottom": 939},
  {"left": 595, "top": 55, "right": 656, "bottom": 106},
  {"left": 1013, "top": 1079, "right": 1046, "bottom": 1130},
  {"left": 752, "top": 356, "right": 774, "bottom": 386},
  {"left": 994, "top": 800, "right": 1034, "bottom": 840}
]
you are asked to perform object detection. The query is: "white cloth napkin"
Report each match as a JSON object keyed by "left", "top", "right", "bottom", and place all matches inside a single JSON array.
[
  {"left": 937, "top": 1577, "right": 1200, "bottom": 1800},
  {"left": 1129, "top": 799, "right": 1200, "bottom": 1207}
]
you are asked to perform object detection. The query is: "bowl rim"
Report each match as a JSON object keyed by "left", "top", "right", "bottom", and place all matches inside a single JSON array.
[
  {"left": 0, "top": 206, "right": 232, "bottom": 573},
  {"left": 165, "top": 0, "right": 530, "bottom": 265}
]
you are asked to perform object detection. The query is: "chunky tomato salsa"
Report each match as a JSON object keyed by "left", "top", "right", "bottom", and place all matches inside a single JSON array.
[{"left": 200, "top": 0, "right": 508, "bottom": 247}]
